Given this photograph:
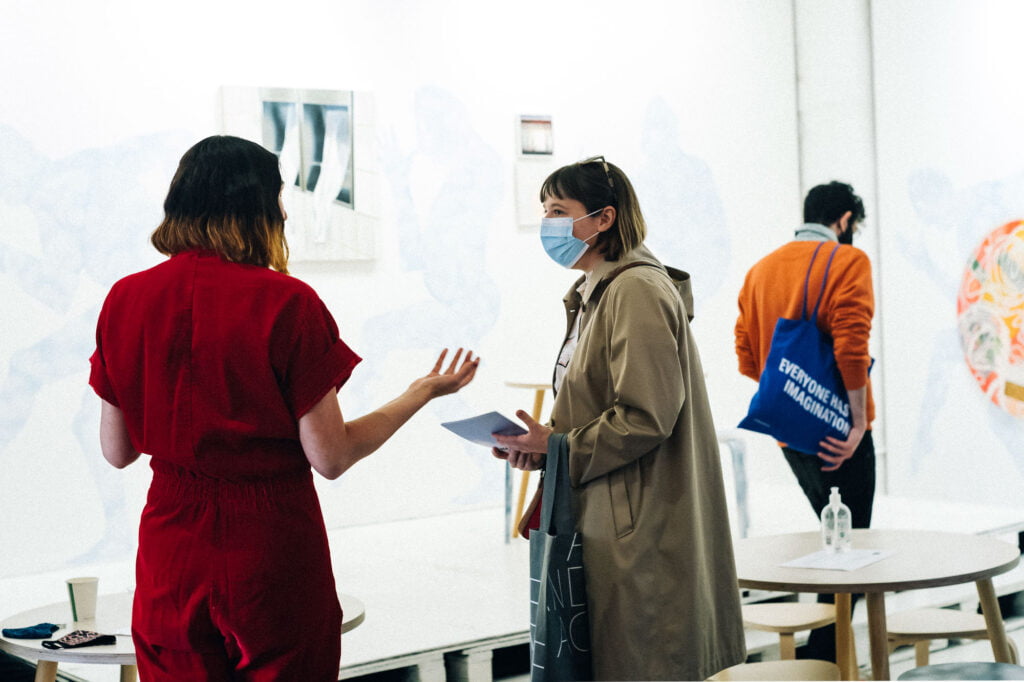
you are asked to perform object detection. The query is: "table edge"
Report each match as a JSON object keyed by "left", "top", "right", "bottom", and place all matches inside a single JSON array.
[
  {"left": 0, "top": 636, "right": 135, "bottom": 665},
  {"left": 2, "top": 590, "right": 366, "bottom": 663},
  {"left": 738, "top": 552, "right": 1021, "bottom": 593}
]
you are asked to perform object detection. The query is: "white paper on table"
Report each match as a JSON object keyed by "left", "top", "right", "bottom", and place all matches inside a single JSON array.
[
  {"left": 440, "top": 411, "right": 527, "bottom": 449},
  {"left": 781, "top": 548, "right": 895, "bottom": 571}
]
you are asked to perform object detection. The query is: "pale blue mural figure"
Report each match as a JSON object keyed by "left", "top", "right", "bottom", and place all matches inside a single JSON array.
[
  {"left": 903, "top": 167, "right": 1024, "bottom": 472},
  {"left": 635, "top": 97, "right": 730, "bottom": 314},
  {"left": 390, "top": 87, "right": 501, "bottom": 311},
  {"left": 366, "top": 86, "right": 502, "bottom": 503},
  {"left": 0, "top": 127, "right": 187, "bottom": 564}
]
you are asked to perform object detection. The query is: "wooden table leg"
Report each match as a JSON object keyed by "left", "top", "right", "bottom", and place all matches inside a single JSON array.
[
  {"left": 865, "top": 591, "right": 890, "bottom": 681},
  {"left": 120, "top": 663, "right": 139, "bottom": 682},
  {"left": 33, "top": 660, "right": 58, "bottom": 682},
  {"left": 977, "top": 577, "right": 1013, "bottom": 662},
  {"left": 835, "top": 593, "right": 856, "bottom": 680}
]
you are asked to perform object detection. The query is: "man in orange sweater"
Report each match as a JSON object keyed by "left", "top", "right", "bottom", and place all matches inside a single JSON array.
[{"left": 735, "top": 181, "right": 875, "bottom": 662}]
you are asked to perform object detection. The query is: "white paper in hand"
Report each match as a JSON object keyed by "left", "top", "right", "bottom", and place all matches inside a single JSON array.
[{"left": 441, "top": 411, "right": 527, "bottom": 448}]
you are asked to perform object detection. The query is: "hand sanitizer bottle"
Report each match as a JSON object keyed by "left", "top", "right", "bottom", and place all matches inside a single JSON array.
[{"left": 820, "top": 486, "right": 853, "bottom": 553}]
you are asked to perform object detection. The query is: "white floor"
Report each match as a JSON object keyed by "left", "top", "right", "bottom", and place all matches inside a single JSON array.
[
  {"left": 43, "top": 613, "right": 1024, "bottom": 681},
  {"left": 6, "top": 491, "right": 1024, "bottom": 681},
  {"left": 9, "top": 507, "right": 532, "bottom": 682}
]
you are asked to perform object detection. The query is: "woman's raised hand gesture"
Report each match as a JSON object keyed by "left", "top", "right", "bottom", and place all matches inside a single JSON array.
[{"left": 409, "top": 348, "right": 479, "bottom": 399}]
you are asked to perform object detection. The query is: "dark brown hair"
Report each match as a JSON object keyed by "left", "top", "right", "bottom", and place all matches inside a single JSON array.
[
  {"left": 539, "top": 156, "right": 646, "bottom": 261},
  {"left": 151, "top": 135, "right": 289, "bottom": 273},
  {"left": 803, "top": 181, "right": 865, "bottom": 226}
]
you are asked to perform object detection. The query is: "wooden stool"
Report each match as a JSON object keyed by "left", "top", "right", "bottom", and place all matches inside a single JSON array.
[
  {"left": 504, "top": 381, "right": 548, "bottom": 539},
  {"left": 897, "top": 661, "right": 1024, "bottom": 680},
  {"left": 707, "top": 659, "right": 840, "bottom": 680},
  {"left": 888, "top": 607, "right": 1020, "bottom": 666},
  {"left": 742, "top": 603, "right": 838, "bottom": 660}
]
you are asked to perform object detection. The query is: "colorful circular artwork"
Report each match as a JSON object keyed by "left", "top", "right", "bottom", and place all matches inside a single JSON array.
[{"left": 957, "top": 220, "right": 1024, "bottom": 417}]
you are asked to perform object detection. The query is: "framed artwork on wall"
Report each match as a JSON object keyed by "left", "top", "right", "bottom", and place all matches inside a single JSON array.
[
  {"left": 519, "top": 115, "right": 553, "bottom": 156},
  {"left": 220, "top": 86, "right": 376, "bottom": 262},
  {"left": 514, "top": 114, "right": 556, "bottom": 229},
  {"left": 958, "top": 219, "right": 1024, "bottom": 417},
  {"left": 261, "top": 88, "right": 354, "bottom": 209}
]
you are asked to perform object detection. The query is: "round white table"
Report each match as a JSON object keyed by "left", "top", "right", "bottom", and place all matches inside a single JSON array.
[
  {"left": 734, "top": 529, "right": 1020, "bottom": 681},
  {"left": 0, "top": 591, "right": 366, "bottom": 682}
]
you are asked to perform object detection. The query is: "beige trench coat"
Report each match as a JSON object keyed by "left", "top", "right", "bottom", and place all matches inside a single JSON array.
[{"left": 549, "top": 246, "right": 746, "bottom": 681}]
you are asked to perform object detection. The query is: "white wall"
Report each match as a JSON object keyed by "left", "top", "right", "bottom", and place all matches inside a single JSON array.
[
  {"left": 792, "top": 0, "right": 888, "bottom": 486},
  {"left": 3, "top": 0, "right": 1021, "bottom": 596},
  {"left": 871, "top": 0, "right": 1024, "bottom": 504},
  {"left": 0, "top": 0, "right": 800, "bottom": 583}
]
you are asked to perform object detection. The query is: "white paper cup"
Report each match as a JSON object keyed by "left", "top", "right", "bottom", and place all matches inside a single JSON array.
[{"left": 66, "top": 577, "right": 99, "bottom": 621}]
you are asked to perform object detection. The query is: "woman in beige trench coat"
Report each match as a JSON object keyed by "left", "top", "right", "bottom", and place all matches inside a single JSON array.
[{"left": 495, "top": 156, "right": 746, "bottom": 681}]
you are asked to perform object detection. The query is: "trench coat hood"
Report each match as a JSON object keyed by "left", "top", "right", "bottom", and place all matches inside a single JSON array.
[{"left": 570, "top": 244, "right": 695, "bottom": 322}]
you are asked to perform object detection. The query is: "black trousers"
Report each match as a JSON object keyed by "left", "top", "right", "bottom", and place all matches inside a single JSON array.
[{"left": 781, "top": 430, "right": 876, "bottom": 662}]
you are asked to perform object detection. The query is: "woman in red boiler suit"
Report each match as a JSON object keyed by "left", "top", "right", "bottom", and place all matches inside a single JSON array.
[{"left": 89, "top": 135, "right": 478, "bottom": 681}]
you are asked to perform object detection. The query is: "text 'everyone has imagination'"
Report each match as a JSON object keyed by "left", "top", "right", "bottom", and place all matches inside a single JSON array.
[{"left": 778, "top": 357, "right": 851, "bottom": 436}]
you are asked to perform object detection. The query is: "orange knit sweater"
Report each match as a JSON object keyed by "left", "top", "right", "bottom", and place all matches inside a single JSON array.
[{"left": 735, "top": 240, "right": 875, "bottom": 427}]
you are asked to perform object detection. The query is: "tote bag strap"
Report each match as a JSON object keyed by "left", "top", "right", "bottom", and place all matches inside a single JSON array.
[
  {"left": 538, "top": 436, "right": 572, "bottom": 535},
  {"left": 585, "top": 261, "right": 662, "bottom": 310},
  {"left": 801, "top": 242, "right": 841, "bottom": 322}
]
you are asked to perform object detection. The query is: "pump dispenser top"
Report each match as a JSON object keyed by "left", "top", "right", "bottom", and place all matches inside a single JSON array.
[{"left": 820, "top": 486, "right": 852, "bottom": 553}]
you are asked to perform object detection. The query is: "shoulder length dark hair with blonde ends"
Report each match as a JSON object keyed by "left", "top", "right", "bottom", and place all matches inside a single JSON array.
[
  {"left": 539, "top": 156, "right": 647, "bottom": 261},
  {"left": 151, "top": 135, "right": 290, "bottom": 273}
]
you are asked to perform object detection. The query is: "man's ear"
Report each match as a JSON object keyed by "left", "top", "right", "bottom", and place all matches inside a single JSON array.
[
  {"left": 597, "top": 206, "right": 617, "bottom": 232},
  {"left": 837, "top": 210, "right": 853, "bottom": 235}
]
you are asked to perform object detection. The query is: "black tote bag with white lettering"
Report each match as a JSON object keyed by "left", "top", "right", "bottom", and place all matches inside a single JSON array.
[
  {"left": 738, "top": 243, "right": 854, "bottom": 454},
  {"left": 529, "top": 434, "right": 592, "bottom": 682}
]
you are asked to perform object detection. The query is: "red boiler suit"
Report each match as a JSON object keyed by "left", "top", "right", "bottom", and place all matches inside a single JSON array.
[{"left": 89, "top": 250, "right": 361, "bottom": 681}]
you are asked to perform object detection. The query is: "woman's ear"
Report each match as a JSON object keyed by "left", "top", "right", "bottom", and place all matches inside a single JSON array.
[{"left": 597, "top": 206, "right": 617, "bottom": 232}]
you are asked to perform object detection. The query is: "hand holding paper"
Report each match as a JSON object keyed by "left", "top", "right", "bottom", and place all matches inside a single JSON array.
[
  {"left": 492, "top": 409, "right": 551, "bottom": 471},
  {"left": 441, "top": 411, "right": 526, "bottom": 449},
  {"left": 493, "top": 409, "right": 551, "bottom": 453},
  {"left": 441, "top": 409, "right": 551, "bottom": 470}
]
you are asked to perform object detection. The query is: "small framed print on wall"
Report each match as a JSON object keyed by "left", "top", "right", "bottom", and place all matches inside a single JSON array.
[
  {"left": 519, "top": 115, "right": 554, "bottom": 156},
  {"left": 515, "top": 114, "right": 556, "bottom": 228}
]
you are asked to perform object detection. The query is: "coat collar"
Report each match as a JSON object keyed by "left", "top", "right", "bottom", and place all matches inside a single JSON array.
[
  {"left": 562, "top": 245, "right": 696, "bottom": 322},
  {"left": 578, "top": 244, "right": 660, "bottom": 306}
]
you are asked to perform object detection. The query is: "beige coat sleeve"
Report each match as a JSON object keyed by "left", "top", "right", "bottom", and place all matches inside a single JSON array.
[{"left": 568, "top": 273, "right": 686, "bottom": 485}]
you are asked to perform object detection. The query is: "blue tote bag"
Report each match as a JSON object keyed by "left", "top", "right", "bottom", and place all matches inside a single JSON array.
[{"left": 738, "top": 243, "right": 854, "bottom": 454}]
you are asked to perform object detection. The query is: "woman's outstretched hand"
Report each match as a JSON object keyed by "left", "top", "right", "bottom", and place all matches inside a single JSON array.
[
  {"left": 299, "top": 348, "right": 479, "bottom": 480},
  {"left": 409, "top": 348, "right": 479, "bottom": 399}
]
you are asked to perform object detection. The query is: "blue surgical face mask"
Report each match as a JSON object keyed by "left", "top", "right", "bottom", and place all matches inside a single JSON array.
[{"left": 540, "top": 209, "right": 601, "bottom": 268}]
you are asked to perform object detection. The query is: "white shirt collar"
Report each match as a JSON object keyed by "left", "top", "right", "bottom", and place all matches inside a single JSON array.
[{"left": 794, "top": 223, "right": 838, "bottom": 242}]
